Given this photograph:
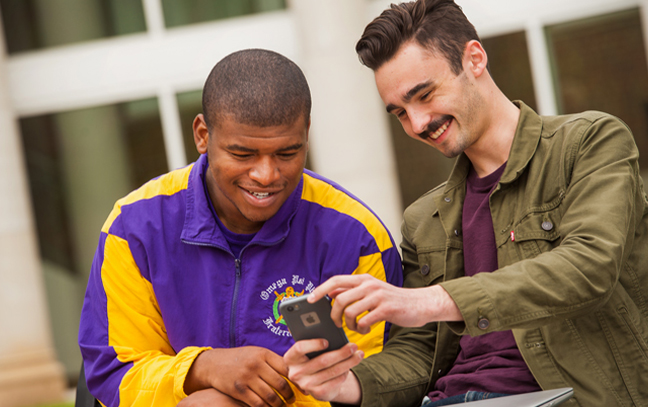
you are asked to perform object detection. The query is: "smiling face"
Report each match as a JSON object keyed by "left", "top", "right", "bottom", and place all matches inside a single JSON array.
[
  {"left": 375, "top": 41, "right": 487, "bottom": 158},
  {"left": 193, "top": 113, "right": 309, "bottom": 234}
]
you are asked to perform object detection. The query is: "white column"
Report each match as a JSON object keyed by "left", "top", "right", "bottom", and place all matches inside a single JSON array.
[
  {"left": 139, "top": 0, "right": 190, "bottom": 172},
  {"left": 158, "top": 86, "right": 188, "bottom": 171},
  {"left": 288, "top": 0, "right": 403, "bottom": 239},
  {"left": 142, "top": 0, "right": 166, "bottom": 39},
  {"left": 0, "top": 16, "right": 66, "bottom": 407},
  {"left": 526, "top": 19, "right": 558, "bottom": 116}
]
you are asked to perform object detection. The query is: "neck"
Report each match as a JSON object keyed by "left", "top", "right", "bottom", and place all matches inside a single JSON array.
[{"left": 464, "top": 89, "right": 520, "bottom": 177}]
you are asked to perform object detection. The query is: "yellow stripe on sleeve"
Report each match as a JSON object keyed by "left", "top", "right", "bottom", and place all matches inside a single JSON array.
[
  {"left": 342, "top": 252, "right": 388, "bottom": 357},
  {"left": 101, "top": 164, "right": 193, "bottom": 234},
  {"left": 102, "top": 234, "right": 173, "bottom": 360},
  {"left": 301, "top": 173, "right": 393, "bottom": 252}
]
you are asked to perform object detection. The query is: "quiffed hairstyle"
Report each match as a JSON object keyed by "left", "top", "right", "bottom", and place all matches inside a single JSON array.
[
  {"left": 202, "top": 49, "right": 311, "bottom": 129},
  {"left": 356, "top": 0, "right": 480, "bottom": 74}
]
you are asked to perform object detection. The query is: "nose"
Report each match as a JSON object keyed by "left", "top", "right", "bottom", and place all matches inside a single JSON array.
[
  {"left": 249, "top": 156, "right": 280, "bottom": 186},
  {"left": 409, "top": 108, "right": 432, "bottom": 135}
]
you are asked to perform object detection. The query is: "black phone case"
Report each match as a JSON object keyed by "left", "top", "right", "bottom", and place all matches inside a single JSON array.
[{"left": 279, "top": 295, "right": 349, "bottom": 358}]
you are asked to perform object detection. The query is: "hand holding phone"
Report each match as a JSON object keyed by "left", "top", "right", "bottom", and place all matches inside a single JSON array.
[{"left": 279, "top": 295, "right": 349, "bottom": 358}]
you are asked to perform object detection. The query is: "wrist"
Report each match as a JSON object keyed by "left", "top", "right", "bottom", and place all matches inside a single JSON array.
[
  {"left": 330, "top": 371, "right": 362, "bottom": 405},
  {"left": 426, "top": 285, "right": 462, "bottom": 322},
  {"left": 184, "top": 349, "right": 215, "bottom": 394}
]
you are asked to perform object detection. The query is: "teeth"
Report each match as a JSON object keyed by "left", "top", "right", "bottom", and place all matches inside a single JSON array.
[
  {"left": 249, "top": 191, "right": 271, "bottom": 199},
  {"left": 430, "top": 120, "right": 450, "bottom": 140}
]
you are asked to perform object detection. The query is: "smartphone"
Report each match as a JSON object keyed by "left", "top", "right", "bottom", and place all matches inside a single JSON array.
[{"left": 279, "top": 295, "right": 349, "bottom": 359}]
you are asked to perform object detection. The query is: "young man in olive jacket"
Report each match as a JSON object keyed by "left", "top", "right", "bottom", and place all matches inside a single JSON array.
[{"left": 283, "top": 1, "right": 648, "bottom": 406}]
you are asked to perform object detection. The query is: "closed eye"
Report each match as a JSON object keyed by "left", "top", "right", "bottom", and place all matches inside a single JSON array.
[
  {"left": 275, "top": 143, "right": 304, "bottom": 159},
  {"left": 231, "top": 152, "right": 253, "bottom": 159}
]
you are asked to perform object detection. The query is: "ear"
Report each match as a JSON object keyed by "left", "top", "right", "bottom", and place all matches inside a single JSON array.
[
  {"left": 306, "top": 116, "right": 311, "bottom": 140},
  {"left": 193, "top": 114, "right": 210, "bottom": 155},
  {"left": 303, "top": 116, "right": 311, "bottom": 153},
  {"left": 464, "top": 40, "right": 488, "bottom": 78}
]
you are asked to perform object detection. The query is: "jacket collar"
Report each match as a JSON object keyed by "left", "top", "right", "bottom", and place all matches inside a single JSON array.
[
  {"left": 443, "top": 100, "right": 543, "bottom": 193},
  {"left": 180, "top": 154, "right": 303, "bottom": 249},
  {"left": 499, "top": 101, "right": 543, "bottom": 185}
]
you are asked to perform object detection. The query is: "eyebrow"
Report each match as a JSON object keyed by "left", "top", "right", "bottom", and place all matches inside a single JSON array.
[
  {"left": 226, "top": 143, "right": 304, "bottom": 153},
  {"left": 276, "top": 143, "right": 304, "bottom": 153},
  {"left": 385, "top": 80, "right": 436, "bottom": 114},
  {"left": 226, "top": 144, "right": 257, "bottom": 153}
]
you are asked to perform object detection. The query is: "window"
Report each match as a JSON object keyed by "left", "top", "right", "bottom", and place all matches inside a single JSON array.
[
  {"left": 0, "top": 0, "right": 146, "bottom": 54},
  {"left": 20, "top": 98, "right": 166, "bottom": 274},
  {"left": 177, "top": 89, "right": 203, "bottom": 164},
  {"left": 547, "top": 8, "right": 648, "bottom": 170},
  {"left": 482, "top": 31, "right": 537, "bottom": 111},
  {"left": 161, "top": 0, "right": 285, "bottom": 28}
]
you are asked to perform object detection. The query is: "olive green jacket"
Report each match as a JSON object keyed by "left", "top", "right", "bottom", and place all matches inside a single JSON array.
[{"left": 352, "top": 102, "right": 648, "bottom": 407}]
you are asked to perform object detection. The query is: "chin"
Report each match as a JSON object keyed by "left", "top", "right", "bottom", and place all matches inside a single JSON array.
[
  {"left": 242, "top": 210, "right": 278, "bottom": 224},
  {"left": 442, "top": 150, "right": 462, "bottom": 159}
]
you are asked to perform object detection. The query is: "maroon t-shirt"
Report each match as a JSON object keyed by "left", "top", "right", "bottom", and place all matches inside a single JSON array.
[{"left": 428, "top": 163, "right": 541, "bottom": 401}]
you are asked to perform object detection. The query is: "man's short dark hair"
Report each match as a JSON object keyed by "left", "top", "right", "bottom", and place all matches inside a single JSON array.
[
  {"left": 356, "top": 0, "right": 480, "bottom": 74},
  {"left": 202, "top": 49, "right": 311, "bottom": 129}
]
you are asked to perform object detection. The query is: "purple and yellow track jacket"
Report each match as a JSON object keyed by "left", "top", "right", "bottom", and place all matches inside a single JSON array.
[{"left": 78, "top": 154, "right": 402, "bottom": 407}]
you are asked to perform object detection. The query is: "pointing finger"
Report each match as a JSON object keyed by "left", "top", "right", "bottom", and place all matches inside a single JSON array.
[{"left": 308, "top": 275, "right": 363, "bottom": 303}]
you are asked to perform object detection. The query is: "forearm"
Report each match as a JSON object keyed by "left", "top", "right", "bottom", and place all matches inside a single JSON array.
[{"left": 350, "top": 323, "right": 437, "bottom": 407}]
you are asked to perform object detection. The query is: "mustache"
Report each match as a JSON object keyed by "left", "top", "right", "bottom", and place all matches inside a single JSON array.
[{"left": 416, "top": 115, "right": 453, "bottom": 140}]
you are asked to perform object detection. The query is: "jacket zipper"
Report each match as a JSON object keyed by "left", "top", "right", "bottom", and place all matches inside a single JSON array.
[
  {"left": 230, "top": 258, "right": 242, "bottom": 348},
  {"left": 182, "top": 238, "right": 286, "bottom": 348},
  {"left": 182, "top": 239, "right": 242, "bottom": 346}
]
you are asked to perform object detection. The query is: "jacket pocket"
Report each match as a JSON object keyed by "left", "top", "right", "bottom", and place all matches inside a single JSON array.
[
  {"left": 598, "top": 305, "right": 648, "bottom": 404},
  {"left": 405, "top": 248, "right": 446, "bottom": 288},
  {"left": 512, "top": 209, "right": 561, "bottom": 259},
  {"left": 617, "top": 306, "right": 648, "bottom": 363}
]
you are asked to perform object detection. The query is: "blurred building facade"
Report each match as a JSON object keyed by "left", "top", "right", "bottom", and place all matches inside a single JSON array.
[{"left": 0, "top": 0, "right": 647, "bottom": 406}]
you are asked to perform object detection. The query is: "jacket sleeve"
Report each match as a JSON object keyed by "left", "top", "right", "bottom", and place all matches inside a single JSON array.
[
  {"left": 349, "top": 221, "right": 436, "bottom": 407},
  {"left": 79, "top": 228, "right": 210, "bottom": 407},
  {"left": 441, "top": 114, "right": 646, "bottom": 336},
  {"left": 342, "top": 236, "right": 403, "bottom": 358}
]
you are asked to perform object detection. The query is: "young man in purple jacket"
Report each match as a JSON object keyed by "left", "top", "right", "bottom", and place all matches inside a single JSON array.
[{"left": 78, "top": 49, "right": 402, "bottom": 407}]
